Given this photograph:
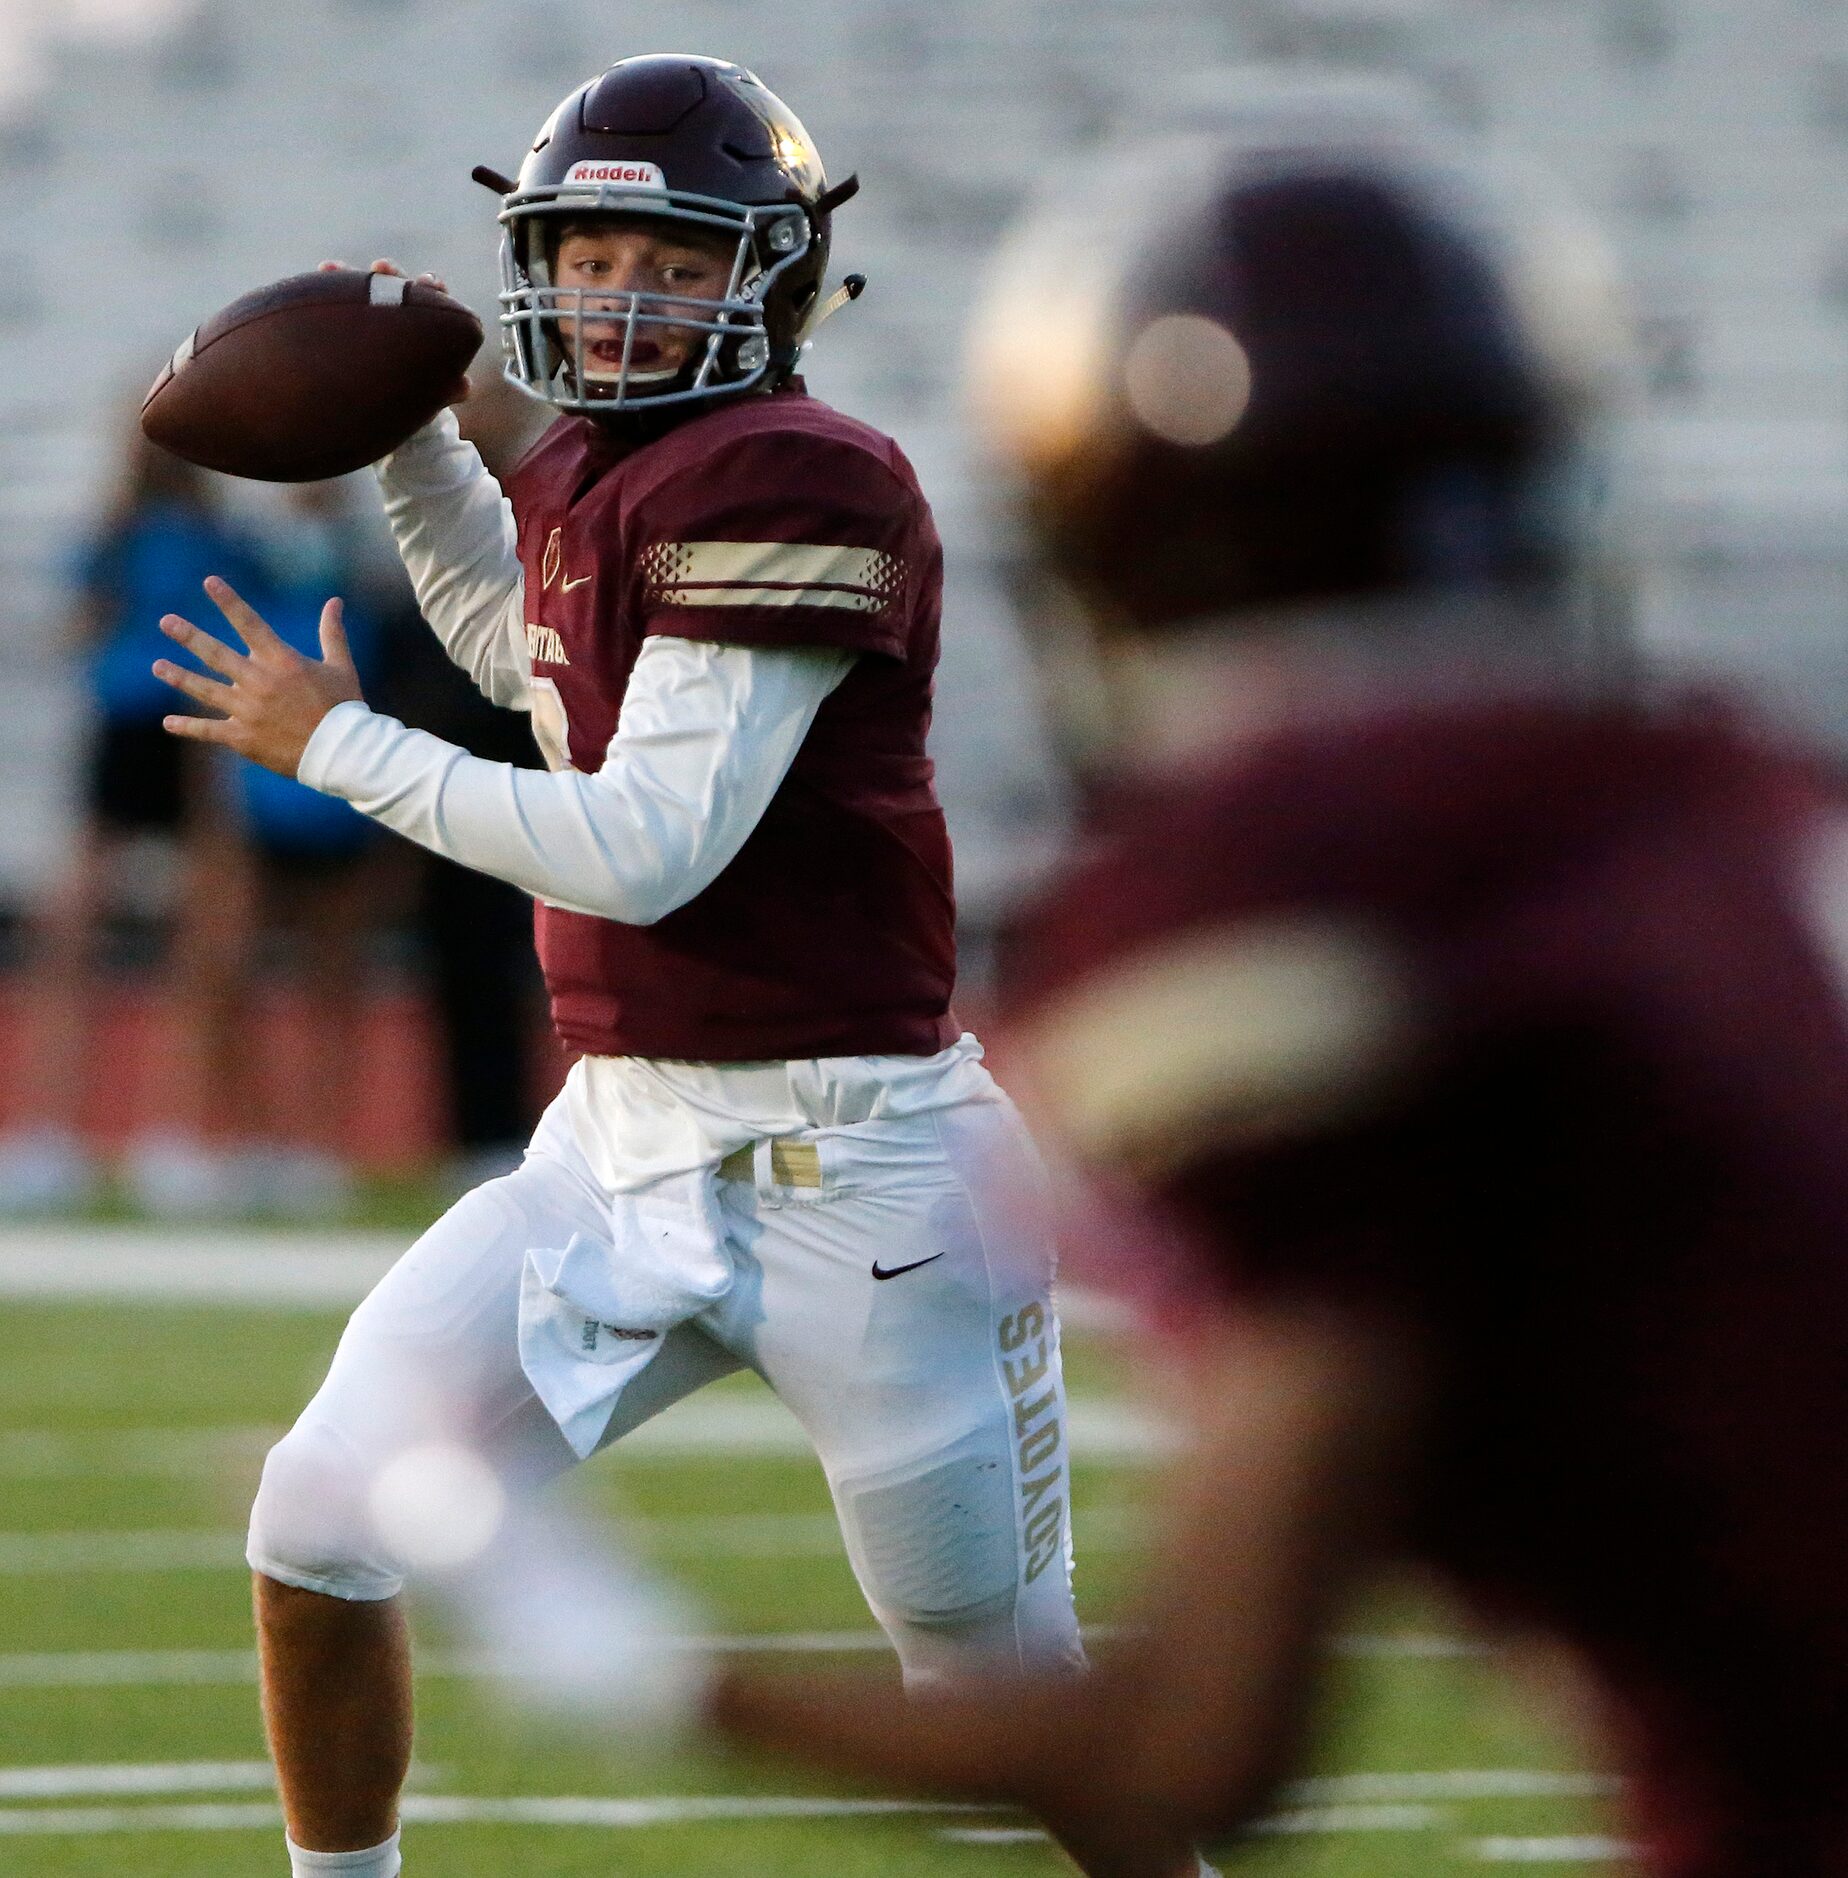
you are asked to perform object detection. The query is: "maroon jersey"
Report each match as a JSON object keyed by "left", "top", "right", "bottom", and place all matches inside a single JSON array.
[
  {"left": 501, "top": 384, "right": 957, "bottom": 1062},
  {"left": 1014, "top": 690, "right": 1848, "bottom": 1877}
]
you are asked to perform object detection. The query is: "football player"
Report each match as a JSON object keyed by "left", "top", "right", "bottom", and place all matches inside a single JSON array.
[
  {"left": 152, "top": 55, "right": 1100, "bottom": 1878},
  {"left": 700, "top": 77, "right": 1848, "bottom": 1878}
]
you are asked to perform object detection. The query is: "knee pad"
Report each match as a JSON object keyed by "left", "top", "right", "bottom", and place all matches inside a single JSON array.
[
  {"left": 246, "top": 1418, "right": 405, "bottom": 1603},
  {"left": 836, "top": 1420, "right": 1085, "bottom": 1688},
  {"left": 835, "top": 1425, "right": 1020, "bottom": 1637}
]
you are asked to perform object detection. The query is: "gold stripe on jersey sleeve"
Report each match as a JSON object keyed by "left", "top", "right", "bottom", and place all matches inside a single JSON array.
[
  {"left": 659, "top": 584, "right": 883, "bottom": 613},
  {"left": 641, "top": 540, "right": 904, "bottom": 612},
  {"left": 1023, "top": 919, "right": 1413, "bottom": 1176},
  {"left": 672, "top": 541, "right": 892, "bottom": 588}
]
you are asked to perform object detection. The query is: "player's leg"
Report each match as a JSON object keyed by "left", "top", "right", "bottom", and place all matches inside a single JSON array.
[
  {"left": 247, "top": 1130, "right": 741, "bottom": 1869},
  {"left": 246, "top": 1161, "right": 588, "bottom": 1861},
  {"left": 711, "top": 1095, "right": 1085, "bottom": 1690},
  {"left": 251, "top": 1577, "right": 412, "bottom": 1869}
]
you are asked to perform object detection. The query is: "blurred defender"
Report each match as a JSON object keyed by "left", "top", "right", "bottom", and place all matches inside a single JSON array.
[{"left": 712, "top": 79, "right": 1848, "bottom": 1877}]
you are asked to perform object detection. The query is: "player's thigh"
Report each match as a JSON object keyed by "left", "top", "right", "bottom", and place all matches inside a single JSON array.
[
  {"left": 327, "top": 1164, "right": 597, "bottom": 1462},
  {"left": 729, "top": 1100, "right": 1081, "bottom": 1672},
  {"left": 740, "top": 1099, "right": 1060, "bottom": 1458},
  {"left": 249, "top": 1154, "right": 600, "bottom": 1597}
]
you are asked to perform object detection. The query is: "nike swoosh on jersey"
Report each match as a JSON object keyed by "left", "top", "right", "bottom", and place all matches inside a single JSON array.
[
  {"left": 870, "top": 1252, "right": 946, "bottom": 1281},
  {"left": 561, "top": 574, "right": 594, "bottom": 592}
]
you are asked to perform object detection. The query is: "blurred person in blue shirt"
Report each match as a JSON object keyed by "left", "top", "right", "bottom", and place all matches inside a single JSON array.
[
  {"left": 0, "top": 422, "right": 263, "bottom": 1216},
  {"left": 211, "top": 478, "right": 391, "bottom": 1219},
  {"left": 233, "top": 480, "right": 386, "bottom": 866}
]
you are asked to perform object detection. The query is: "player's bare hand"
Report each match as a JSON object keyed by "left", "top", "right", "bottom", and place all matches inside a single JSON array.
[{"left": 154, "top": 577, "right": 364, "bottom": 778}]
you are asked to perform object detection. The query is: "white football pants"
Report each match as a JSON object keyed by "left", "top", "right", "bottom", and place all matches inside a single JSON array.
[{"left": 248, "top": 1059, "right": 1084, "bottom": 1688}]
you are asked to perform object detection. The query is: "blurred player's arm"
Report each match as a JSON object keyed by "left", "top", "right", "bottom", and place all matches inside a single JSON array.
[
  {"left": 373, "top": 408, "right": 531, "bottom": 711},
  {"left": 712, "top": 1299, "right": 1423, "bottom": 1876},
  {"left": 297, "top": 634, "right": 852, "bottom": 923}
]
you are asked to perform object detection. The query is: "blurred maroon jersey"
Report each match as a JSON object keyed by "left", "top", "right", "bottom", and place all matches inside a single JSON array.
[
  {"left": 1015, "top": 688, "right": 1848, "bottom": 1878},
  {"left": 503, "top": 382, "right": 957, "bottom": 1062}
]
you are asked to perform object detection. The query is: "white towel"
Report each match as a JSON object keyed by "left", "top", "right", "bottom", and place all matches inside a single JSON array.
[{"left": 517, "top": 1167, "right": 735, "bottom": 1459}]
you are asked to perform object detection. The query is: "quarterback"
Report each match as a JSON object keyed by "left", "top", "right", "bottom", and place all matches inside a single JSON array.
[
  {"left": 154, "top": 55, "right": 1085, "bottom": 1878},
  {"left": 706, "top": 81, "right": 1848, "bottom": 1878}
]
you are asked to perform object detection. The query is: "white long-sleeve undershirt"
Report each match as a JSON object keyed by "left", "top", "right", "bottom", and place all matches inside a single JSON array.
[
  {"left": 350, "top": 409, "right": 856, "bottom": 924},
  {"left": 373, "top": 408, "right": 531, "bottom": 711},
  {"left": 299, "top": 635, "right": 854, "bottom": 925}
]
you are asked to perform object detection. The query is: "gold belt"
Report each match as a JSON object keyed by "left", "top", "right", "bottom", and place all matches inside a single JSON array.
[{"left": 717, "top": 1139, "right": 823, "bottom": 1189}]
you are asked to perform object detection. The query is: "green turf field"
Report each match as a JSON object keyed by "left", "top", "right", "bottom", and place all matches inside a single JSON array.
[{"left": 0, "top": 1280, "right": 1624, "bottom": 1875}]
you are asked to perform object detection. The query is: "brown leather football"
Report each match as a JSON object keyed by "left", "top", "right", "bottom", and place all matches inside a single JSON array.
[{"left": 140, "top": 268, "right": 485, "bottom": 482}]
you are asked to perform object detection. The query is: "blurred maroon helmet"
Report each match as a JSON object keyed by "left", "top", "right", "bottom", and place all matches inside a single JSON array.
[{"left": 970, "top": 74, "right": 1631, "bottom": 642}]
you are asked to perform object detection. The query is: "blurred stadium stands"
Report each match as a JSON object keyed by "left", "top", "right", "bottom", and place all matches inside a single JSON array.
[{"left": 0, "top": 0, "right": 1845, "bottom": 916}]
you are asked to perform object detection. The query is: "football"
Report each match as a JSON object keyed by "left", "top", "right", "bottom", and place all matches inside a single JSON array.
[{"left": 140, "top": 267, "right": 484, "bottom": 482}]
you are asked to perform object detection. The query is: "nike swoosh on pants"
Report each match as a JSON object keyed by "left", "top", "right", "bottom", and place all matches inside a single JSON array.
[{"left": 870, "top": 1253, "right": 946, "bottom": 1281}]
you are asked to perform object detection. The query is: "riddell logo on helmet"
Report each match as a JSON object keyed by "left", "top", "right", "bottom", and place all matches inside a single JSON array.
[{"left": 564, "top": 160, "right": 667, "bottom": 189}]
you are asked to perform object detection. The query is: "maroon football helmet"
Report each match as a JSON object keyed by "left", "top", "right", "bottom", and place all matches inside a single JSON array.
[
  {"left": 481, "top": 55, "right": 858, "bottom": 416},
  {"left": 971, "top": 74, "right": 1630, "bottom": 641}
]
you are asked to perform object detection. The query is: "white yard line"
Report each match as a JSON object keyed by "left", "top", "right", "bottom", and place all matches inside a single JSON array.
[
  {"left": 0, "top": 1531, "right": 245, "bottom": 1573},
  {"left": 1476, "top": 1837, "right": 1635, "bottom": 1863},
  {"left": 0, "top": 1508, "right": 1147, "bottom": 1575},
  {"left": 0, "top": 1228, "right": 1130, "bottom": 1331},
  {"left": 937, "top": 1805, "right": 1445, "bottom": 1848},
  {"left": 0, "top": 1764, "right": 1602, "bottom": 1848},
  {"left": 0, "top": 1519, "right": 861, "bottom": 1575},
  {"left": 0, "top": 1233, "right": 406, "bottom": 1309},
  {"left": 405, "top": 1795, "right": 980, "bottom": 1826},
  {"left": 0, "top": 1650, "right": 260, "bottom": 1688},
  {"left": 0, "top": 1794, "right": 988, "bottom": 1836},
  {"left": 0, "top": 1761, "right": 1600, "bottom": 1806},
  {"left": 0, "top": 1628, "right": 1485, "bottom": 1689},
  {"left": 1249, "top": 1804, "right": 1439, "bottom": 1835},
  {"left": 0, "top": 1427, "right": 279, "bottom": 1480},
  {"left": 0, "top": 1397, "right": 1170, "bottom": 1475},
  {"left": 1329, "top": 1633, "right": 1490, "bottom": 1660},
  {"left": 0, "top": 1801, "right": 285, "bottom": 1836},
  {"left": 1289, "top": 1771, "right": 1616, "bottom": 1803},
  {"left": 0, "top": 1634, "right": 899, "bottom": 1689},
  {"left": 0, "top": 1763, "right": 276, "bottom": 1799},
  {"left": 0, "top": 1792, "right": 1473, "bottom": 1841},
  {"left": 0, "top": 1235, "right": 1165, "bottom": 1479}
]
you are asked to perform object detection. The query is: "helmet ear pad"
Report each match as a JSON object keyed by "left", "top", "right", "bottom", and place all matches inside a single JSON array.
[
  {"left": 755, "top": 205, "right": 830, "bottom": 365},
  {"left": 772, "top": 172, "right": 856, "bottom": 351}
]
